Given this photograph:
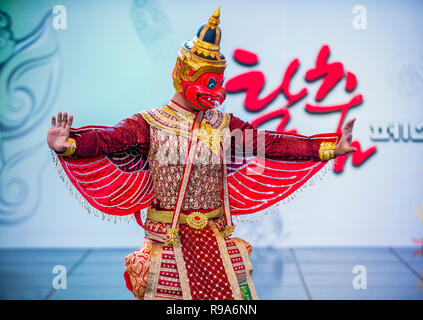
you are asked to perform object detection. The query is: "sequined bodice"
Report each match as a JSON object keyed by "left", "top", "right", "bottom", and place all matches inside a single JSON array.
[{"left": 148, "top": 126, "right": 223, "bottom": 210}]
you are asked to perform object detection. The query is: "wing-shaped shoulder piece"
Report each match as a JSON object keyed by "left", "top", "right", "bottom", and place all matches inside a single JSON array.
[
  {"left": 53, "top": 126, "right": 154, "bottom": 220},
  {"left": 227, "top": 133, "right": 340, "bottom": 216}
]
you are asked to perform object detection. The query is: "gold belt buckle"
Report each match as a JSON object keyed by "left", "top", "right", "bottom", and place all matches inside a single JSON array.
[{"left": 186, "top": 211, "right": 208, "bottom": 229}]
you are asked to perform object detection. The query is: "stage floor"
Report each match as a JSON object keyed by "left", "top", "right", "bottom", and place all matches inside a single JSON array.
[{"left": 0, "top": 247, "right": 422, "bottom": 300}]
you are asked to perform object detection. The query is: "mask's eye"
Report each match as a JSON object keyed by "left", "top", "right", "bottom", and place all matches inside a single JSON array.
[
  {"left": 221, "top": 77, "right": 225, "bottom": 86},
  {"left": 207, "top": 78, "right": 217, "bottom": 89}
]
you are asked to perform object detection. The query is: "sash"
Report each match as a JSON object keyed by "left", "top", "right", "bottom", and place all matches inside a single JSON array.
[
  {"left": 164, "top": 110, "right": 205, "bottom": 245},
  {"left": 220, "top": 142, "right": 235, "bottom": 237}
]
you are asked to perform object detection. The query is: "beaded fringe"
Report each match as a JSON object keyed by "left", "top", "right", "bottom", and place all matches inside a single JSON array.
[
  {"left": 51, "top": 150, "right": 144, "bottom": 224},
  {"left": 233, "top": 159, "right": 335, "bottom": 224}
]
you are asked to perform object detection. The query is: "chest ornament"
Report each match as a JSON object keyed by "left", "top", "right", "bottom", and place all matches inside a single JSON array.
[{"left": 140, "top": 105, "right": 230, "bottom": 155}]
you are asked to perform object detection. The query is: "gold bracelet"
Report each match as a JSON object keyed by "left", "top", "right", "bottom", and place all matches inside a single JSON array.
[
  {"left": 62, "top": 138, "right": 76, "bottom": 157},
  {"left": 318, "top": 142, "right": 336, "bottom": 161}
]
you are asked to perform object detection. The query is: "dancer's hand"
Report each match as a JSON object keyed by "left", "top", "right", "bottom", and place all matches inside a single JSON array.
[
  {"left": 47, "top": 112, "right": 73, "bottom": 153},
  {"left": 334, "top": 119, "right": 357, "bottom": 156}
]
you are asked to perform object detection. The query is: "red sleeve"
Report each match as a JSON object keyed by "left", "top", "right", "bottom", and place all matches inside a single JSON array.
[
  {"left": 71, "top": 114, "right": 150, "bottom": 158},
  {"left": 229, "top": 114, "right": 321, "bottom": 161}
]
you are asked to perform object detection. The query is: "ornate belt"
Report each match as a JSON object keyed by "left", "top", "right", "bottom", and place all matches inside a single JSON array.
[{"left": 147, "top": 207, "right": 223, "bottom": 229}]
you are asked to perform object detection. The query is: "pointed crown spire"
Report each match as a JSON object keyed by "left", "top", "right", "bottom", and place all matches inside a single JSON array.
[{"left": 208, "top": 6, "right": 220, "bottom": 27}]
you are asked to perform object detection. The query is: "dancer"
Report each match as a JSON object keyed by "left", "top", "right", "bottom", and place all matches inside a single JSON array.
[{"left": 47, "top": 7, "right": 356, "bottom": 300}]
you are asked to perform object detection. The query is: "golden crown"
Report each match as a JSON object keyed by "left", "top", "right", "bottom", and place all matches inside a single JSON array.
[{"left": 173, "top": 6, "right": 226, "bottom": 92}]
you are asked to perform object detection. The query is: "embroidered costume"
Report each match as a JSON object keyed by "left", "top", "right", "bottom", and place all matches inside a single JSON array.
[{"left": 53, "top": 7, "right": 340, "bottom": 300}]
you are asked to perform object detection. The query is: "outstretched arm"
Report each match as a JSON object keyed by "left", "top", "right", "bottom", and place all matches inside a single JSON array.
[
  {"left": 229, "top": 114, "right": 356, "bottom": 161},
  {"left": 47, "top": 112, "right": 150, "bottom": 158}
]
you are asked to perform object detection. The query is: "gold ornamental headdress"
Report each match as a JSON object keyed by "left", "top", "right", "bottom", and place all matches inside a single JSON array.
[{"left": 173, "top": 6, "right": 227, "bottom": 92}]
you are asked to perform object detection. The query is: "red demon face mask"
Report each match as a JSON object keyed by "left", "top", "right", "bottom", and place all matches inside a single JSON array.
[{"left": 179, "top": 71, "right": 226, "bottom": 111}]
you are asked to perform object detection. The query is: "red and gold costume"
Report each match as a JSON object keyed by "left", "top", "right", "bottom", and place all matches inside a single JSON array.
[{"left": 53, "top": 7, "right": 340, "bottom": 300}]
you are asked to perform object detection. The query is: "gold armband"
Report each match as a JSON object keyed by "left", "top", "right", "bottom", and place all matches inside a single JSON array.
[
  {"left": 62, "top": 138, "right": 76, "bottom": 157},
  {"left": 164, "top": 227, "right": 179, "bottom": 246},
  {"left": 318, "top": 142, "right": 336, "bottom": 161}
]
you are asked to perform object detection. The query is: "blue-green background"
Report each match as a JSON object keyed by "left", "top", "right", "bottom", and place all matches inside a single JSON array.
[{"left": 0, "top": 0, "right": 422, "bottom": 247}]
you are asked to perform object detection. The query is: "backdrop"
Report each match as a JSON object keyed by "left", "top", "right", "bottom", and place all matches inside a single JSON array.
[{"left": 0, "top": 0, "right": 422, "bottom": 247}]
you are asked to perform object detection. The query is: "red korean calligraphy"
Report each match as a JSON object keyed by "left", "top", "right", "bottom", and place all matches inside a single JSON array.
[{"left": 225, "top": 45, "right": 377, "bottom": 173}]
